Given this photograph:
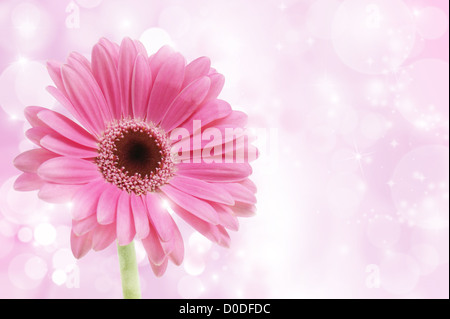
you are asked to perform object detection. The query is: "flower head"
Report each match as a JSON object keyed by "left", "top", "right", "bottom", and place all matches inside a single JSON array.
[{"left": 13, "top": 37, "right": 256, "bottom": 276}]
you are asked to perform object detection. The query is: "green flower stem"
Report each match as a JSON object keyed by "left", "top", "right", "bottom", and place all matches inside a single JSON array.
[{"left": 117, "top": 241, "right": 142, "bottom": 299}]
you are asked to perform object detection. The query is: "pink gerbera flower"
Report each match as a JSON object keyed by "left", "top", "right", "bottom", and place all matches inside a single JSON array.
[{"left": 13, "top": 37, "right": 256, "bottom": 296}]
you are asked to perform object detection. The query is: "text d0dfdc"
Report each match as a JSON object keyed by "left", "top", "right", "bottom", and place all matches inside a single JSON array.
[{"left": 224, "top": 304, "right": 270, "bottom": 314}]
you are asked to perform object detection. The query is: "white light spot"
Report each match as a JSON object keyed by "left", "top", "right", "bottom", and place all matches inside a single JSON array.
[{"left": 34, "top": 223, "right": 56, "bottom": 246}]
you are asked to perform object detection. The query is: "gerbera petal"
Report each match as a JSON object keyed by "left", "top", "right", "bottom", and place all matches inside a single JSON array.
[
  {"left": 132, "top": 54, "right": 152, "bottom": 119},
  {"left": 92, "top": 42, "right": 121, "bottom": 119},
  {"left": 160, "top": 76, "right": 211, "bottom": 132},
  {"left": 97, "top": 185, "right": 121, "bottom": 225},
  {"left": 72, "top": 214, "right": 98, "bottom": 236},
  {"left": 38, "top": 183, "right": 80, "bottom": 204},
  {"left": 232, "top": 202, "right": 256, "bottom": 217},
  {"left": 71, "top": 181, "right": 105, "bottom": 220},
  {"left": 92, "top": 223, "right": 116, "bottom": 251},
  {"left": 118, "top": 37, "right": 139, "bottom": 118},
  {"left": 217, "top": 225, "right": 231, "bottom": 248},
  {"left": 210, "top": 202, "right": 239, "bottom": 231},
  {"left": 148, "top": 45, "right": 175, "bottom": 80},
  {"left": 24, "top": 105, "right": 48, "bottom": 128},
  {"left": 26, "top": 127, "right": 52, "bottom": 146},
  {"left": 145, "top": 192, "right": 174, "bottom": 242},
  {"left": 141, "top": 225, "right": 166, "bottom": 266},
  {"left": 204, "top": 73, "right": 225, "bottom": 101},
  {"left": 168, "top": 175, "right": 234, "bottom": 205},
  {"left": 130, "top": 194, "right": 150, "bottom": 239},
  {"left": 180, "top": 99, "right": 232, "bottom": 134},
  {"left": 61, "top": 64, "right": 107, "bottom": 136},
  {"left": 176, "top": 162, "right": 252, "bottom": 182},
  {"left": 150, "top": 257, "right": 168, "bottom": 277},
  {"left": 165, "top": 219, "right": 184, "bottom": 266},
  {"left": 182, "top": 56, "right": 211, "bottom": 88},
  {"left": 170, "top": 202, "right": 222, "bottom": 245},
  {"left": 46, "top": 60, "right": 65, "bottom": 93},
  {"left": 116, "top": 192, "right": 136, "bottom": 246},
  {"left": 40, "top": 134, "right": 98, "bottom": 158},
  {"left": 240, "top": 178, "right": 257, "bottom": 193},
  {"left": 13, "top": 172, "right": 44, "bottom": 191},
  {"left": 160, "top": 184, "right": 219, "bottom": 224},
  {"left": 70, "top": 230, "right": 92, "bottom": 259},
  {"left": 217, "top": 182, "right": 257, "bottom": 204},
  {"left": 37, "top": 157, "right": 100, "bottom": 184},
  {"left": 14, "top": 149, "right": 58, "bottom": 173},
  {"left": 146, "top": 53, "right": 185, "bottom": 124},
  {"left": 37, "top": 108, "right": 98, "bottom": 148}
]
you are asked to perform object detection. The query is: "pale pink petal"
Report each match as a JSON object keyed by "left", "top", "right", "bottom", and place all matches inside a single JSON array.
[
  {"left": 40, "top": 134, "right": 98, "bottom": 158},
  {"left": 116, "top": 192, "right": 136, "bottom": 246},
  {"left": 210, "top": 202, "right": 239, "bottom": 231},
  {"left": 182, "top": 56, "right": 211, "bottom": 88},
  {"left": 160, "top": 76, "right": 210, "bottom": 132},
  {"left": 70, "top": 230, "right": 92, "bottom": 259},
  {"left": 208, "top": 110, "right": 248, "bottom": 129},
  {"left": 146, "top": 53, "right": 185, "bottom": 123},
  {"left": 130, "top": 194, "right": 150, "bottom": 239},
  {"left": 160, "top": 184, "right": 219, "bottom": 224},
  {"left": 37, "top": 157, "right": 100, "bottom": 184},
  {"left": 98, "top": 37, "right": 120, "bottom": 63},
  {"left": 145, "top": 192, "right": 173, "bottom": 242},
  {"left": 150, "top": 257, "right": 168, "bottom": 277},
  {"left": 38, "top": 183, "right": 80, "bottom": 203},
  {"left": 71, "top": 181, "right": 105, "bottom": 220},
  {"left": 170, "top": 202, "right": 222, "bottom": 245},
  {"left": 180, "top": 99, "right": 232, "bottom": 134},
  {"left": 141, "top": 226, "right": 166, "bottom": 266},
  {"left": 240, "top": 179, "right": 257, "bottom": 193},
  {"left": 92, "top": 42, "right": 121, "bottom": 119},
  {"left": 232, "top": 202, "right": 256, "bottom": 217},
  {"left": 118, "top": 37, "right": 139, "bottom": 117},
  {"left": 26, "top": 127, "right": 52, "bottom": 146},
  {"left": 217, "top": 225, "right": 231, "bottom": 248},
  {"left": 14, "top": 149, "right": 58, "bottom": 173},
  {"left": 132, "top": 54, "right": 152, "bottom": 119},
  {"left": 92, "top": 223, "right": 116, "bottom": 251},
  {"left": 97, "top": 184, "right": 121, "bottom": 225},
  {"left": 72, "top": 214, "right": 98, "bottom": 236},
  {"left": 166, "top": 220, "right": 184, "bottom": 265},
  {"left": 168, "top": 175, "right": 234, "bottom": 205},
  {"left": 46, "top": 61, "right": 65, "bottom": 94},
  {"left": 148, "top": 45, "right": 175, "bottom": 80},
  {"left": 61, "top": 64, "right": 107, "bottom": 135},
  {"left": 13, "top": 173, "right": 44, "bottom": 191},
  {"left": 217, "top": 182, "right": 257, "bottom": 204},
  {"left": 24, "top": 106, "right": 48, "bottom": 127},
  {"left": 176, "top": 162, "right": 252, "bottom": 182},
  {"left": 46, "top": 86, "right": 95, "bottom": 134},
  {"left": 37, "top": 109, "right": 97, "bottom": 148},
  {"left": 204, "top": 73, "right": 225, "bottom": 101}
]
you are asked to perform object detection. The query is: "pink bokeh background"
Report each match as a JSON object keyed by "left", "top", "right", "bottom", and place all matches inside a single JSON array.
[{"left": 0, "top": 0, "right": 448, "bottom": 299}]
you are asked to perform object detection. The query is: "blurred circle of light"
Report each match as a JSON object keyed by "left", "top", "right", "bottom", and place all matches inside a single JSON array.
[
  {"left": 11, "top": 2, "right": 40, "bottom": 38},
  {"left": 24, "top": 256, "right": 48, "bottom": 280},
  {"left": 410, "top": 244, "right": 440, "bottom": 276},
  {"left": 18, "top": 227, "right": 33, "bottom": 243},
  {"left": 15, "top": 61, "right": 55, "bottom": 109},
  {"left": 189, "top": 232, "right": 212, "bottom": 254},
  {"left": 139, "top": 28, "right": 175, "bottom": 55},
  {"left": 8, "top": 254, "right": 45, "bottom": 289},
  {"left": 327, "top": 172, "right": 365, "bottom": 218},
  {"left": 359, "top": 112, "right": 387, "bottom": 141},
  {"left": 0, "top": 233, "right": 14, "bottom": 259},
  {"left": 177, "top": 276, "right": 204, "bottom": 299},
  {"left": 306, "top": 0, "right": 341, "bottom": 39},
  {"left": 0, "top": 176, "right": 42, "bottom": 225},
  {"left": 380, "top": 253, "right": 420, "bottom": 295},
  {"left": 34, "top": 223, "right": 57, "bottom": 246},
  {"left": 395, "top": 59, "right": 449, "bottom": 131},
  {"left": 0, "top": 63, "right": 26, "bottom": 119},
  {"left": 133, "top": 240, "right": 147, "bottom": 264},
  {"left": 414, "top": 6, "right": 449, "bottom": 40},
  {"left": 184, "top": 254, "right": 206, "bottom": 276},
  {"left": 331, "top": 0, "right": 415, "bottom": 74},
  {"left": 366, "top": 216, "right": 402, "bottom": 248},
  {"left": 52, "top": 269, "right": 67, "bottom": 286},
  {"left": 158, "top": 6, "right": 191, "bottom": 38},
  {"left": 391, "top": 146, "right": 449, "bottom": 229},
  {"left": 75, "top": 0, "right": 103, "bottom": 9},
  {"left": 52, "top": 248, "right": 76, "bottom": 269}
]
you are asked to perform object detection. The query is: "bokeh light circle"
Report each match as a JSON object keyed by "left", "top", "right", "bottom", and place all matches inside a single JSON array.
[
  {"left": 8, "top": 254, "right": 47, "bottom": 290},
  {"left": 395, "top": 59, "right": 449, "bottom": 131},
  {"left": 410, "top": 244, "right": 440, "bottom": 275},
  {"left": 366, "top": 216, "right": 402, "bottom": 248},
  {"left": 380, "top": 253, "right": 420, "bottom": 295},
  {"left": 391, "top": 146, "right": 449, "bottom": 229},
  {"left": 306, "top": 0, "right": 341, "bottom": 39},
  {"left": 414, "top": 7, "right": 449, "bottom": 40},
  {"left": 139, "top": 28, "right": 175, "bottom": 55},
  {"left": 178, "top": 276, "right": 204, "bottom": 299},
  {"left": 332, "top": 0, "right": 415, "bottom": 74}
]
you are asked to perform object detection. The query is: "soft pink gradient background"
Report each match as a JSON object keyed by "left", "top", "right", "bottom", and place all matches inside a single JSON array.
[{"left": 0, "top": 0, "right": 448, "bottom": 299}]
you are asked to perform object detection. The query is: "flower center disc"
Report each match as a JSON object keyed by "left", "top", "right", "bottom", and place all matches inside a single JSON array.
[{"left": 96, "top": 119, "right": 175, "bottom": 195}]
